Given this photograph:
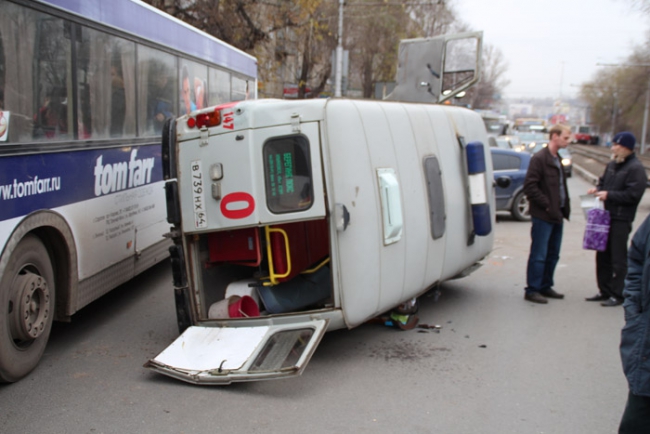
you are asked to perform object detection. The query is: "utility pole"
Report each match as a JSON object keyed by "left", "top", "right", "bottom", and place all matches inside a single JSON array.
[
  {"left": 611, "top": 91, "right": 618, "bottom": 143},
  {"left": 334, "top": 0, "right": 344, "bottom": 97}
]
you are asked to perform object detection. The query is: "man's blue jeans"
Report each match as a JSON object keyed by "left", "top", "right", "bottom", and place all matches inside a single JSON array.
[{"left": 526, "top": 217, "right": 563, "bottom": 293}]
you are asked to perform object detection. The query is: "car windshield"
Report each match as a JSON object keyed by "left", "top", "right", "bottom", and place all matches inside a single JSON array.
[
  {"left": 531, "top": 143, "right": 546, "bottom": 153},
  {"left": 517, "top": 133, "right": 547, "bottom": 143}
]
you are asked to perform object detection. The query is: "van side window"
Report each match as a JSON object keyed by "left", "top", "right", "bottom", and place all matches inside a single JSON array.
[
  {"left": 423, "top": 156, "right": 446, "bottom": 239},
  {"left": 263, "top": 135, "right": 313, "bottom": 213}
]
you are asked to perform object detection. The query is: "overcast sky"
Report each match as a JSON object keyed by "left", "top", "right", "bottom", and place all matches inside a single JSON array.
[{"left": 454, "top": 0, "right": 650, "bottom": 100}]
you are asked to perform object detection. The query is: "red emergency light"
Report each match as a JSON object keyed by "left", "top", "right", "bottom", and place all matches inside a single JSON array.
[{"left": 187, "top": 107, "right": 221, "bottom": 129}]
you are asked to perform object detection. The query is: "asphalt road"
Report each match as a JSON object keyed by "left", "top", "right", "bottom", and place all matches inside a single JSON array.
[{"left": 1, "top": 173, "right": 648, "bottom": 434}]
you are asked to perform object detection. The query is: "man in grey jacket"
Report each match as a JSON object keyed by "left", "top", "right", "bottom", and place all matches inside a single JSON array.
[
  {"left": 619, "top": 213, "right": 650, "bottom": 432},
  {"left": 586, "top": 132, "right": 646, "bottom": 306}
]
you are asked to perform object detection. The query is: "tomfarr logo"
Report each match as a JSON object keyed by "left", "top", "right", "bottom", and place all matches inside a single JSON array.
[
  {"left": 0, "top": 177, "right": 61, "bottom": 200},
  {"left": 94, "top": 149, "right": 155, "bottom": 197}
]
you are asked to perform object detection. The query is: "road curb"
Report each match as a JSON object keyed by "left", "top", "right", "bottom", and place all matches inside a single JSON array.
[{"left": 573, "top": 162, "right": 598, "bottom": 186}]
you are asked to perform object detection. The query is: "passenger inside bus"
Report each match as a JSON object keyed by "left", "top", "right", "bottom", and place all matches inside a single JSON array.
[
  {"left": 110, "top": 65, "right": 126, "bottom": 137},
  {"left": 150, "top": 74, "right": 174, "bottom": 133},
  {"left": 180, "top": 65, "right": 196, "bottom": 115},
  {"left": 33, "top": 90, "right": 67, "bottom": 139},
  {"left": 194, "top": 77, "right": 207, "bottom": 110}
]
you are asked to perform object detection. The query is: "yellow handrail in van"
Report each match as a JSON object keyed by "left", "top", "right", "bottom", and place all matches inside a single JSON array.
[
  {"left": 302, "top": 257, "right": 330, "bottom": 274},
  {"left": 263, "top": 226, "right": 292, "bottom": 286}
]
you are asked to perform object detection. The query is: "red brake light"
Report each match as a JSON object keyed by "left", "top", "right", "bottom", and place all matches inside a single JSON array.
[{"left": 187, "top": 108, "right": 221, "bottom": 129}]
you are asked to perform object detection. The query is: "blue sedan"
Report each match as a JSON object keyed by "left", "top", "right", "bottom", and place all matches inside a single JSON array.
[{"left": 491, "top": 148, "right": 532, "bottom": 221}]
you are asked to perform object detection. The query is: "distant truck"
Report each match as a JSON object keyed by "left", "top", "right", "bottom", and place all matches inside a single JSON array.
[
  {"left": 513, "top": 118, "right": 547, "bottom": 133},
  {"left": 572, "top": 125, "right": 600, "bottom": 145}
]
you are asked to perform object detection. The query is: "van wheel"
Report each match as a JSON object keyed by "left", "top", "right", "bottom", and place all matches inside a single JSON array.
[
  {"left": 511, "top": 191, "right": 531, "bottom": 221},
  {"left": 0, "top": 235, "right": 55, "bottom": 382}
]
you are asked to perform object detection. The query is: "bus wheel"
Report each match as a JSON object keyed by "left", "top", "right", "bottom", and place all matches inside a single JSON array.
[{"left": 0, "top": 235, "right": 55, "bottom": 382}]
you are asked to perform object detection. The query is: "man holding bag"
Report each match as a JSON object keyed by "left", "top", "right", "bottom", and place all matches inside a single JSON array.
[{"left": 586, "top": 132, "right": 647, "bottom": 307}]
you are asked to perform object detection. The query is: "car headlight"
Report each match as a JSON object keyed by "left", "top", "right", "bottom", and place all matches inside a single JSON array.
[{"left": 561, "top": 158, "right": 571, "bottom": 166}]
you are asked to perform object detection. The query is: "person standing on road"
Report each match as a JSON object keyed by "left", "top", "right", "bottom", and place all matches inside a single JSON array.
[
  {"left": 585, "top": 132, "right": 646, "bottom": 307},
  {"left": 522, "top": 124, "right": 572, "bottom": 304},
  {"left": 618, "top": 213, "right": 650, "bottom": 432}
]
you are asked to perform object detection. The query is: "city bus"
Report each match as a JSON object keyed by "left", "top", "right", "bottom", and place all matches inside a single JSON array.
[{"left": 0, "top": 0, "right": 257, "bottom": 382}]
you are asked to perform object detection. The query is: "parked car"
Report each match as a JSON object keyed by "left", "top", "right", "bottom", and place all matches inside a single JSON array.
[
  {"left": 491, "top": 148, "right": 532, "bottom": 221},
  {"left": 489, "top": 135, "right": 522, "bottom": 151},
  {"left": 529, "top": 142, "right": 572, "bottom": 177},
  {"left": 516, "top": 132, "right": 548, "bottom": 152}
]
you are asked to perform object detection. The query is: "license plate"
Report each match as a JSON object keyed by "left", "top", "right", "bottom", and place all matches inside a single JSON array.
[{"left": 191, "top": 160, "right": 207, "bottom": 229}]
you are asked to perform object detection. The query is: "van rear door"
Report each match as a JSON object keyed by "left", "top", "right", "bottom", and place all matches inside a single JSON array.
[{"left": 146, "top": 319, "right": 328, "bottom": 385}]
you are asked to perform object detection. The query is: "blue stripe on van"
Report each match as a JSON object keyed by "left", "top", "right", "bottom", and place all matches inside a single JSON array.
[{"left": 0, "top": 144, "right": 163, "bottom": 222}]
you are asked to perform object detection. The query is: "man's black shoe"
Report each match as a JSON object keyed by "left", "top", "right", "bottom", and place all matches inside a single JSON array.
[
  {"left": 601, "top": 297, "right": 623, "bottom": 307},
  {"left": 586, "top": 293, "right": 609, "bottom": 302},
  {"left": 540, "top": 288, "right": 564, "bottom": 299},
  {"left": 525, "top": 292, "right": 548, "bottom": 304}
]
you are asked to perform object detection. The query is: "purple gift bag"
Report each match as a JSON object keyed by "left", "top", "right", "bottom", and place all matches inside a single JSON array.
[{"left": 583, "top": 205, "right": 610, "bottom": 252}]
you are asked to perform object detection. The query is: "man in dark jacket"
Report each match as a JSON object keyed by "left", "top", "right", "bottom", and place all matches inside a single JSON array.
[
  {"left": 586, "top": 132, "right": 646, "bottom": 307},
  {"left": 522, "top": 124, "right": 572, "bottom": 304},
  {"left": 618, "top": 213, "right": 650, "bottom": 432}
]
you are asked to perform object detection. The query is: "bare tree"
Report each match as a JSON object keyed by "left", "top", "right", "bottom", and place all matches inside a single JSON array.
[
  {"left": 345, "top": 1, "right": 458, "bottom": 98},
  {"left": 142, "top": 0, "right": 302, "bottom": 51},
  {"left": 580, "top": 37, "right": 650, "bottom": 139},
  {"left": 466, "top": 44, "right": 510, "bottom": 109},
  {"left": 142, "top": 0, "right": 507, "bottom": 102}
]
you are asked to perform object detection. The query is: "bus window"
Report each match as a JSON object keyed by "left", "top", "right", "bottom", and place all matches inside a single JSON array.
[
  {"left": 138, "top": 46, "right": 177, "bottom": 136},
  {"left": 0, "top": 4, "right": 71, "bottom": 143},
  {"left": 263, "top": 135, "right": 313, "bottom": 213},
  {"left": 208, "top": 67, "right": 231, "bottom": 105},
  {"left": 179, "top": 60, "right": 208, "bottom": 115},
  {"left": 76, "top": 28, "right": 135, "bottom": 139},
  {"left": 232, "top": 75, "right": 248, "bottom": 101}
]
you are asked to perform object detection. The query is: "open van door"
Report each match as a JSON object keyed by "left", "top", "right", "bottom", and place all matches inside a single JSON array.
[
  {"left": 145, "top": 319, "right": 328, "bottom": 385},
  {"left": 385, "top": 31, "right": 483, "bottom": 104}
]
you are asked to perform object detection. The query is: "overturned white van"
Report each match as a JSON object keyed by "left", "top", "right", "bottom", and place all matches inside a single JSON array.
[{"left": 147, "top": 32, "right": 495, "bottom": 385}]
